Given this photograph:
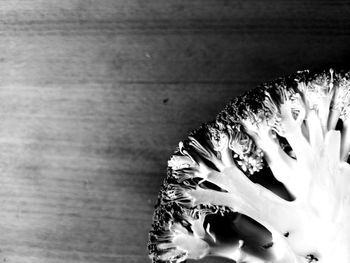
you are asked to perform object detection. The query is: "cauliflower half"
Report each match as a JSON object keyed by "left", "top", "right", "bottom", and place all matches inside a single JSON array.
[{"left": 148, "top": 69, "right": 350, "bottom": 263}]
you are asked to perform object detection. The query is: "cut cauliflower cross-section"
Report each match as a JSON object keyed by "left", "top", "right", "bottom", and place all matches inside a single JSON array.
[{"left": 149, "top": 69, "right": 350, "bottom": 263}]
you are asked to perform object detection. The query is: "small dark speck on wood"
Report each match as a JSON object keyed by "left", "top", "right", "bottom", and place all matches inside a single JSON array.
[{"left": 163, "top": 98, "right": 169, "bottom": 104}]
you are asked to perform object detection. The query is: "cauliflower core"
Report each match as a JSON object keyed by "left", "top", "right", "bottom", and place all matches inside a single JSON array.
[{"left": 148, "top": 69, "right": 350, "bottom": 263}]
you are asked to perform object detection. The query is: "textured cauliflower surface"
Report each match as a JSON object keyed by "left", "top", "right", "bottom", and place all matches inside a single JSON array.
[{"left": 148, "top": 69, "right": 350, "bottom": 263}]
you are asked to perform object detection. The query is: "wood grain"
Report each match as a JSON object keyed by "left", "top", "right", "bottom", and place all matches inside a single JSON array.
[{"left": 0, "top": 1, "right": 349, "bottom": 263}]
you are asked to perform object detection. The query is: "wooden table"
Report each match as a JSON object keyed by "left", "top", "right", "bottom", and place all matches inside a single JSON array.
[{"left": 0, "top": 1, "right": 349, "bottom": 262}]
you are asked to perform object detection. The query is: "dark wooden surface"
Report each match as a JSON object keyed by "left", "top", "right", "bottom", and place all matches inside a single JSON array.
[{"left": 0, "top": 1, "right": 349, "bottom": 263}]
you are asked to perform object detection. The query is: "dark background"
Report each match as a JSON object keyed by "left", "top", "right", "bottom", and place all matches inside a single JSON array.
[{"left": 0, "top": 1, "right": 349, "bottom": 263}]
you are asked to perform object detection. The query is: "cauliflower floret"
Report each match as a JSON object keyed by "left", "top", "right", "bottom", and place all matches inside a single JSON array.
[{"left": 149, "top": 69, "right": 350, "bottom": 263}]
